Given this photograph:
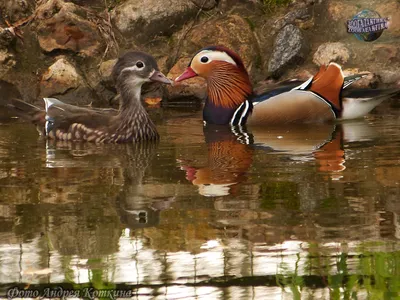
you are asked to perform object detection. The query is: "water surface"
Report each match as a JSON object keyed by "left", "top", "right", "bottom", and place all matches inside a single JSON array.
[{"left": 1, "top": 100, "right": 400, "bottom": 299}]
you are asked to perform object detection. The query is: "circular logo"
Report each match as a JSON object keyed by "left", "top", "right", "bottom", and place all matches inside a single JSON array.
[{"left": 349, "top": 10, "right": 387, "bottom": 42}]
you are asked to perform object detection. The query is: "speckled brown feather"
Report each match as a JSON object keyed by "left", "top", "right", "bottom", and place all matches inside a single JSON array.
[{"left": 45, "top": 102, "right": 158, "bottom": 143}]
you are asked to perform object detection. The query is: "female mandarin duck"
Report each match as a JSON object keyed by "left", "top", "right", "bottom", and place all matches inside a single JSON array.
[
  {"left": 2, "top": 51, "right": 172, "bottom": 143},
  {"left": 175, "top": 46, "right": 398, "bottom": 125}
]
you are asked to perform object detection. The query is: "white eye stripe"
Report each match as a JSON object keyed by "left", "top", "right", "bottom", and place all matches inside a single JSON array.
[
  {"left": 121, "top": 66, "right": 137, "bottom": 73},
  {"left": 121, "top": 64, "right": 145, "bottom": 73},
  {"left": 195, "top": 50, "right": 237, "bottom": 66}
]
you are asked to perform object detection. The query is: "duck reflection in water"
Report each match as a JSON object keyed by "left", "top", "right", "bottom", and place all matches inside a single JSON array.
[
  {"left": 45, "top": 139, "right": 175, "bottom": 234},
  {"left": 116, "top": 142, "right": 176, "bottom": 230},
  {"left": 179, "top": 125, "right": 254, "bottom": 197},
  {"left": 178, "top": 121, "right": 379, "bottom": 196}
]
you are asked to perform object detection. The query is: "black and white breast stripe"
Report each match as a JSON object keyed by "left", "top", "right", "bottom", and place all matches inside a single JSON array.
[{"left": 230, "top": 99, "right": 252, "bottom": 126}]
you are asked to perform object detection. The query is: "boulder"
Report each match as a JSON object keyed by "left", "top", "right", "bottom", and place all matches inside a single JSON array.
[
  {"left": 272, "top": 7, "right": 311, "bottom": 34},
  {"left": 166, "top": 56, "right": 206, "bottom": 101},
  {"left": 111, "top": 0, "right": 198, "bottom": 42},
  {"left": 64, "top": 0, "right": 108, "bottom": 11},
  {"left": 313, "top": 42, "right": 350, "bottom": 66},
  {"left": 182, "top": 15, "right": 260, "bottom": 75},
  {"left": 268, "top": 24, "right": 309, "bottom": 77},
  {"left": 99, "top": 58, "right": 117, "bottom": 87},
  {"left": 378, "top": 70, "right": 400, "bottom": 86},
  {"left": 34, "top": 0, "right": 104, "bottom": 57},
  {"left": 0, "top": 0, "right": 34, "bottom": 23},
  {"left": 0, "top": 50, "right": 16, "bottom": 78},
  {"left": 190, "top": 0, "right": 217, "bottom": 10},
  {"left": 40, "top": 57, "right": 83, "bottom": 96},
  {"left": 376, "top": 1, "right": 400, "bottom": 37},
  {"left": 327, "top": 1, "right": 357, "bottom": 22},
  {"left": 372, "top": 44, "right": 399, "bottom": 63},
  {"left": 0, "top": 27, "right": 16, "bottom": 49}
]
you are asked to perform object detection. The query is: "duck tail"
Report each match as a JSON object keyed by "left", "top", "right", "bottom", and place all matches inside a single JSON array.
[
  {"left": 343, "top": 73, "right": 370, "bottom": 89},
  {"left": 342, "top": 88, "right": 400, "bottom": 100},
  {"left": 2, "top": 98, "right": 45, "bottom": 125}
]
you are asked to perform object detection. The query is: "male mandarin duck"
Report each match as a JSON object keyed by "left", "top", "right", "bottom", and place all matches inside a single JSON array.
[
  {"left": 1, "top": 51, "right": 172, "bottom": 143},
  {"left": 175, "top": 46, "right": 399, "bottom": 125}
]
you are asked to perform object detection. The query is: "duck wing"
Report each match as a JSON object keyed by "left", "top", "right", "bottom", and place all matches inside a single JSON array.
[
  {"left": 248, "top": 64, "right": 344, "bottom": 124},
  {"left": 252, "top": 73, "right": 368, "bottom": 105},
  {"left": 43, "top": 98, "right": 118, "bottom": 140}
]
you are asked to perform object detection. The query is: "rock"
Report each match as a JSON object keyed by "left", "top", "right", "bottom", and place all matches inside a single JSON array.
[
  {"left": 0, "top": 50, "right": 16, "bottom": 77},
  {"left": 190, "top": 0, "right": 217, "bottom": 10},
  {"left": 111, "top": 0, "right": 198, "bottom": 42},
  {"left": 313, "top": 42, "right": 350, "bottom": 66},
  {"left": 0, "top": 0, "right": 34, "bottom": 23},
  {"left": 99, "top": 58, "right": 117, "bottom": 87},
  {"left": 328, "top": 1, "right": 357, "bottom": 22},
  {"left": 372, "top": 44, "right": 399, "bottom": 63},
  {"left": 39, "top": 56, "right": 95, "bottom": 105},
  {"left": 376, "top": 1, "right": 400, "bottom": 37},
  {"left": 268, "top": 24, "right": 309, "bottom": 77},
  {"left": 0, "top": 27, "right": 16, "bottom": 49},
  {"left": 64, "top": 0, "right": 107, "bottom": 11},
  {"left": 40, "top": 57, "right": 83, "bottom": 96},
  {"left": 272, "top": 7, "right": 311, "bottom": 34},
  {"left": 182, "top": 15, "right": 260, "bottom": 75},
  {"left": 34, "top": 0, "right": 104, "bottom": 57},
  {"left": 343, "top": 69, "right": 379, "bottom": 88},
  {"left": 378, "top": 70, "right": 400, "bottom": 86},
  {"left": 166, "top": 56, "right": 206, "bottom": 101}
]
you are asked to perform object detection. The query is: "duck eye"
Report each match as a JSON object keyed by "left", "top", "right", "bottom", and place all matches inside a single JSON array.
[
  {"left": 136, "top": 61, "right": 144, "bottom": 68},
  {"left": 200, "top": 56, "right": 209, "bottom": 63}
]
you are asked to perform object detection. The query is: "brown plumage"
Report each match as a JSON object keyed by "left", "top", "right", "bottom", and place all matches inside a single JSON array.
[
  {"left": 207, "top": 62, "right": 253, "bottom": 109},
  {"left": 309, "top": 63, "right": 344, "bottom": 111},
  {"left": 1, "top": 51, "right": 172, "bottom": 143}
]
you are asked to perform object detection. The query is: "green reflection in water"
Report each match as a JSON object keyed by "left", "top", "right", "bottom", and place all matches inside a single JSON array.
[{"left": 259, "top": 181, "right": 299, "bottom": 210}]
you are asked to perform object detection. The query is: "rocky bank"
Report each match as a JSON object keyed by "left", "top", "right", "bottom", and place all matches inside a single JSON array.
[{"left": 0, "top": 0, "right": 399, "bottom": 107}]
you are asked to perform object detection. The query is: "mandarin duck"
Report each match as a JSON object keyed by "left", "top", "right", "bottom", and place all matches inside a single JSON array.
[
  {"left": 1, "top": 51, "right": 172, "bottom": 143},
  {"left": 175, "top": 46, "right": 399, "bottom": 125}
]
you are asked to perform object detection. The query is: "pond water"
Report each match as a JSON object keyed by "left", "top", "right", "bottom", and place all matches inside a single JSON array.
[{"left": 0, "top": 98, "right": 400, "bottom": 299}]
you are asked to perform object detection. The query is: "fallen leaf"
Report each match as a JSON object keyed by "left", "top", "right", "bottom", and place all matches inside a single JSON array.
[{"left": 145, "top": 97, "right": 162, "bottom": 105}]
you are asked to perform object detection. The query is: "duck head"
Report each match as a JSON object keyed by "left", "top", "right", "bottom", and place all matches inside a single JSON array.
[
  {"left": 175, "top": 46, "right": 253, "bottom": 125},
  {"left": 112, "top": 51, "right": 172, "bottom": 90}
]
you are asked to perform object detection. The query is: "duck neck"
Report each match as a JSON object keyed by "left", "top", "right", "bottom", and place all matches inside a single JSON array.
[
  {"left": 116, "top": 80, "right": 159, "bottom": 141},
  {"left": 204, "top": 67, "right": 253, "bottom": 125}
]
